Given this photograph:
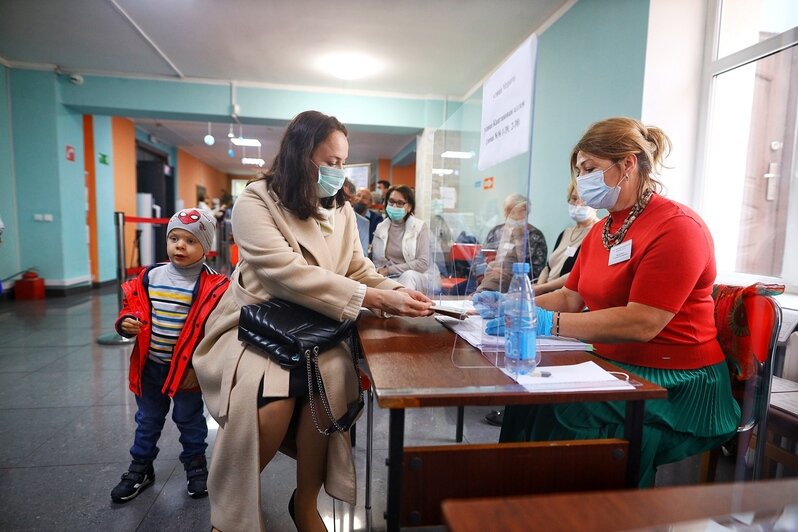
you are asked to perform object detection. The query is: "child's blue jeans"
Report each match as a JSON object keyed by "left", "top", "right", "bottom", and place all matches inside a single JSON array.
[{"left": 130, "top": 360, "right": 208, "bottom": 464}]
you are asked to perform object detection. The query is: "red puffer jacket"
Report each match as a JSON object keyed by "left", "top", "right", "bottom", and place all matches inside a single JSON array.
[{"left": 115, "top": 263, "right": 229, "bottom": 397}]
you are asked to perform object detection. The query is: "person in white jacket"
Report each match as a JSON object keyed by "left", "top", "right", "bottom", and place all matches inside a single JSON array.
[{"left": 372, "top": 185, "right": 440, "bottom": 293}]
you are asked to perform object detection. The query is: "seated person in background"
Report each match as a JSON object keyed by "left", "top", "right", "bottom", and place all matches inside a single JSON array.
[
  {"left": 485, "top": 184, "right": 598, "bottom": 426},
  {"left": 354, "top": 186, "right": 382, "bottom": 245},
  {"left": 535, "top": 183, "right": 600, "bottom": 295},
  {"left": 429, "top": 197, "right": 454, "bottom": 276},
  {"left": 343, "top": 179, "right": 370, "bottom": 255},
  {"left": 498, "top": 117, "right": 740, "bottom": 487},
  {"left": 372, "top": 185, "right": 440, "bottom": 293},
  {"left": 476, "top": 194, "right": 547, "bottom": 293}
]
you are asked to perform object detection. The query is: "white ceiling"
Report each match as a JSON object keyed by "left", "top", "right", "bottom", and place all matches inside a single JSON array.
[{"left": 0, "top": 0, "right": 570, "bottom": 174}]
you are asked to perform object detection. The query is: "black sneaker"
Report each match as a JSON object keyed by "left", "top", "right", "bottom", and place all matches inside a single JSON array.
[
  {"left": 184, "top": 456, "right": 208, "bottom": 499},
  {"left": 485, "top": 409, "right": 504, "bottom": 427},
  {"left": 111, "top": 460, "right": 154, "bottom": 503}
]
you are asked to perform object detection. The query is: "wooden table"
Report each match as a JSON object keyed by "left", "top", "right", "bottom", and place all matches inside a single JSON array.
[
  {"left": 442, "top": 478, "right": 798, "bottom": 532},
  {"left": 357, "top": 314, "right": 667, "bottom": 531}
]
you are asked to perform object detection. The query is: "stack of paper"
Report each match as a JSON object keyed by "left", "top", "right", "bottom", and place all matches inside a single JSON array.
[
  {"left": 436, "top": 314, "right": 592, "bottom": 352},
  {"left": 502, "top": 361, "right": 635, "bottom": 392}
]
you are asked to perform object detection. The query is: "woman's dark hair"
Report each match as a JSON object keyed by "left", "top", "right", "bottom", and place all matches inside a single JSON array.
[
  {"left": 264, "top": 110, "right": 349, "bottom": 220},
  {"left": 385, "top": 185, "right": 415, "bottom": 220}
]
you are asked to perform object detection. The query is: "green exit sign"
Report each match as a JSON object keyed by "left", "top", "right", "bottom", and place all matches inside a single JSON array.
[{"left": 98, "top": 153, "right": 109, "bottom": 165}]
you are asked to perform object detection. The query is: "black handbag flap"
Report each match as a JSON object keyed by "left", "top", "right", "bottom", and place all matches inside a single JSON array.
[{"left": 238, "top": 299, "right": 354, "bottom": 368}]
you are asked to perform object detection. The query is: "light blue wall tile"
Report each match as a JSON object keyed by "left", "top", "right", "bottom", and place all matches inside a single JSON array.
[
  {"left": 530, "top": 0, "right": 649, "bottom": 245},
  {"left": 10, "top": 70, "right": 65, "bottom": 282},
  {"left": 54, "top": 79, "right": 88, "bottom": 282},
  {"left": 93, "top": 115, "right": 116, "bottom": 283},
  {"left": 0, "top": 65, "right": 21, "bottom": 286}
]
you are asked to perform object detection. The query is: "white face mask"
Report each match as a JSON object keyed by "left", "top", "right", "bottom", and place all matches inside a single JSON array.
[
  {"left": 576, "top": 163, "right": 621, "bottom": 210},
  {"left": 568, "top": 204, "right": 594, "bottom": 223}
]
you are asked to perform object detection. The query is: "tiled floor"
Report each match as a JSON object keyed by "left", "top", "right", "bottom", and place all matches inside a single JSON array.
[{"left": 0, "top": 286, "right": 722, "bottom": 531}]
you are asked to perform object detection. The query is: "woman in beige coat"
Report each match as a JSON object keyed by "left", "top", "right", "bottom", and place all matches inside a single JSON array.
[{"left": 193, "top": 110, "right": 433, "bottom": 532}]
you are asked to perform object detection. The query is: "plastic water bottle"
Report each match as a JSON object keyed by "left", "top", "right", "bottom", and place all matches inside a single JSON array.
[{"left": 502, "top": 262, "right": 539, "bottom": 375}]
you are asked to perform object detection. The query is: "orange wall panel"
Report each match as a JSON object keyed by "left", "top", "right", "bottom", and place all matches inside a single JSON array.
[
  {"left": 377, "top": 159, "right": 391, "bottom": 184},
  {"left": 83, "top": 115, "right": 98, "bottom": 283},
  {"left": 391, "top": 163, "right": 416, "bottom": 188},
  {"left": 177, "top": 149, "right": 230, "bottom": 208},
  {"left": 112, "top": 117, "right": 137, "bottom": 267}
]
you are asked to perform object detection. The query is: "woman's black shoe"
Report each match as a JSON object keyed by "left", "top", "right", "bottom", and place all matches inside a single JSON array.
[{"left": 485, "top": 409, "right": 504, "bottom": 426}]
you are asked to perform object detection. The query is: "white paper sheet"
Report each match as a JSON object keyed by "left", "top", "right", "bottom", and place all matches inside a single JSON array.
[
  {"left": 502, "top": 361, "right": 635, "bottom": 392},
  {"left": 436, "top": 314, "right": 592, "bottom": 353}
]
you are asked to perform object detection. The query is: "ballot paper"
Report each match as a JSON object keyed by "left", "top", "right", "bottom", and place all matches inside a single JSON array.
[
  {"left": 435, "top": 314, "right": 592, "bottom": 353},
  {"left": 502, "top": 361, "right": 635, "bottom": 392}
]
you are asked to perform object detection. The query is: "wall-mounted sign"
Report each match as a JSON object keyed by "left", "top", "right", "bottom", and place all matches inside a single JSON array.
[
  {"left": 65, "top": 145, "right": 75, "bottom": 162},
  {"left": 483, "top": 177, "right": 494, "bottom": 190},
  {"left": 98, "top": 153, "right": 109, "bottom": 165},
  {"left": 478, "top": 35, "right": 537, "bottom": 171}
]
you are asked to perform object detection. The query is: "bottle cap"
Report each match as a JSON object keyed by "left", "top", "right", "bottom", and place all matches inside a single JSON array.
[{"left": 512, "top": 262, "right": 530, "bottom": 274}]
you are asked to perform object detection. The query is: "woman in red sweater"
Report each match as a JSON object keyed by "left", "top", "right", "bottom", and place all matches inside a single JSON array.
[{"left": 500, "top": 117, "right": 740, "bottom": 487}]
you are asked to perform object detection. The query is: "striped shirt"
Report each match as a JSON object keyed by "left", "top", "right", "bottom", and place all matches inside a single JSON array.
[{"left": 146, "top": 261, "right": 202, "bottom": 364}]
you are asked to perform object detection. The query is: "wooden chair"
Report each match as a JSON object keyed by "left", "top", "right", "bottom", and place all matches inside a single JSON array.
[{"left": 700, "top": 283, "right": 783, "bottom": 482}]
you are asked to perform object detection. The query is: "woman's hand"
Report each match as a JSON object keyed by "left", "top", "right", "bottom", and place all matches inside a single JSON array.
[
  {"left": 377, "top": 266, "right": 389, "bottom": 276},
  {"left": 363, "top": 287, "right": 433, "bottom": 317},
  {"left": 120, "top": 317, "right": 144, "bottom": 336}
]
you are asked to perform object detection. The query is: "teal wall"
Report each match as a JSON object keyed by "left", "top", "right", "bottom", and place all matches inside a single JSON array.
[
  {"left": 60, "top": 76, "right": 448, "bottom": 133},
  {"left": 93, "top": 115, "right": 116, "bottom": 283},
  {"left": 54, "top": 77, "right": 89, "bottom": 282},
  {"left": 10, "top": 70, "right": 87, "bottom": 285},
  {"left": 530, "top": 0, "right": 649, "bottom": 245},
  {"left": 0, "top": 65, "right": 21, "bottom": 285}
]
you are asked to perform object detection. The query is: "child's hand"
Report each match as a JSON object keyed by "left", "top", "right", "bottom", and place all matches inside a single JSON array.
[
  {"left": 179, "top": 368, "right": 200, "bottom": 390},
  {"left": 120, "top": 317, "right": 144, "bottom": 336}
]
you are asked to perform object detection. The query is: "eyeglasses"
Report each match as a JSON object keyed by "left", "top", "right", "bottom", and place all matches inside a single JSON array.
[{"left": 387, "top": 200, "right": 407, "bottom": 208}]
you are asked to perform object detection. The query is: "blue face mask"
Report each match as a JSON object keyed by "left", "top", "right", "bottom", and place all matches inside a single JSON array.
[
  {"left": 385, "top": 205, "right": 407, "bottom": 221},
  {"left": 568, "top": 204, "right": 594, "bottom": 223},
  {"left": 576, "top": 163, "right": 621, "bottom": 210},
  {"left": 313, "top": 163, "right": 346, "bottom": 198}
]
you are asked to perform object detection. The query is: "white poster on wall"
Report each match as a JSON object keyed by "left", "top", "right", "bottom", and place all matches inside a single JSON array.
[{"left": 477, "top": 35, "right": 537, "bottom": 171}]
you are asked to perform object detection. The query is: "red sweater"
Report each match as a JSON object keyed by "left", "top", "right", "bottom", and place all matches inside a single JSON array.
[
  {"left": 115, "top": 263, "right": 229, "bottom": 397},
  {"left": 565, "top": 194, "right": 724, "bottom": 369}
]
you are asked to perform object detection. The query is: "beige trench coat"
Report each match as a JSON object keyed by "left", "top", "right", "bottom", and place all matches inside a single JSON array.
[{"left": 193, "top": 180, "right": 400, "bottom": 532}]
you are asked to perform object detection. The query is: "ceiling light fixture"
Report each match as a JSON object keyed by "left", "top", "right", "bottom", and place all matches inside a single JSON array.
[
  {"left": 441, "top": 151, "right": 475, "bottom": 159},
  {"left": 431, "top": 168, "right": 454, "bottom": 176},
  {"left": 204, "top": 122, "right": 215, "bottom": 146},
  {"left": 242, "top": 157, "right": 265, "bottom": 167},
  {"left": 231, "top": 137, "right": 261, "bottom": 147},
  {"left": 317, "top": 52, "right": 382, "bottom": 80}
]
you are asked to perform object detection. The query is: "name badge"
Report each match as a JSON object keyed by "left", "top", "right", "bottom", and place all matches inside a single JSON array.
[
  {"left": 608, "top": 239, "right": 632, "bottom": 265},
  {"left": 565, "top": 245, "right": 577, "bottom": 258}
]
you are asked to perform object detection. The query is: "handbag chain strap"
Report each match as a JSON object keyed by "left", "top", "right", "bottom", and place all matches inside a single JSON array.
[{"left": 305, "top": 334, "right": 364, "bottom": 436}]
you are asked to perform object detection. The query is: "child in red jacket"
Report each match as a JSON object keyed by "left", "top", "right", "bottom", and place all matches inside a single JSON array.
[{"left": 111, "top": 208, "right": 229, "bottom": 503}]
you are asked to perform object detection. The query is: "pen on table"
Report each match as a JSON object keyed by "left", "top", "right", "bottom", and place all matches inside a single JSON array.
[{"left": 531, "top": 370, "right": 551, "bottom": 378}]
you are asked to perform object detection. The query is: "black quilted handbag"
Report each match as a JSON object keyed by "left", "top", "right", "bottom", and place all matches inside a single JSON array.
[{"left": 238, "top": 298, "right": 363, "bottom": 434}]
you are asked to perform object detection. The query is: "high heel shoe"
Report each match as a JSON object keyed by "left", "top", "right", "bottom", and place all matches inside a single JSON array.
[{"left": 288, "top": 489, "right": 327, "bottom": 531}]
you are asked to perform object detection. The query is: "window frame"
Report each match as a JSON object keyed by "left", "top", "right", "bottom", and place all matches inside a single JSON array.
[{"left": 694, "top": 0, "right": 798, "bottom": 292}]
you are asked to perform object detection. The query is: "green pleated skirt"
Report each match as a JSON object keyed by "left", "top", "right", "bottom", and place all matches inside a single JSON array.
[{"left": 499, "top": 359, "right": 741, "bottom": 487}]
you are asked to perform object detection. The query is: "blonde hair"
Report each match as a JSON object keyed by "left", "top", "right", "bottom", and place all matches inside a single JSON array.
[
  {"left": 566, "top": 181, "right": 576, "bottom": 202},
  {"left": 570, "top": 117, "right": 671, "bottom": 200},
  {"left": 502, "top": 193, "right": 528, "bottom": 218}
]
